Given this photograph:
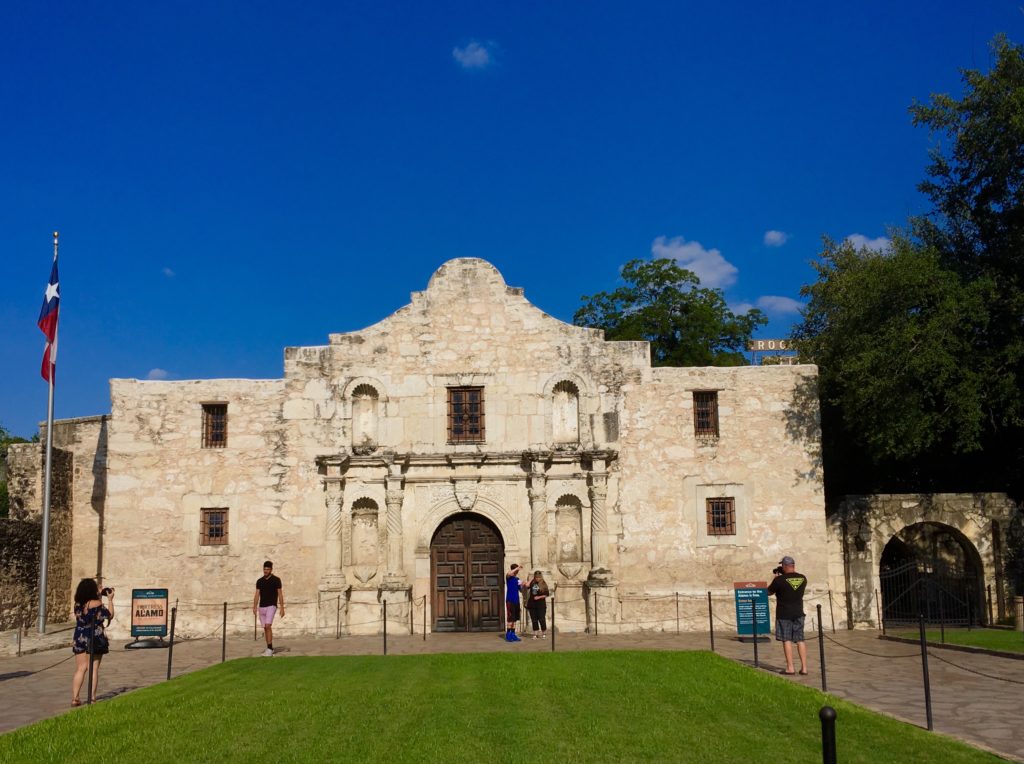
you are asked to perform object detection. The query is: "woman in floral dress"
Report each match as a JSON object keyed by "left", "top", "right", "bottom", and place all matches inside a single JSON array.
[{"left": 71, "top": 578, "right": 115, "bottom": 706}]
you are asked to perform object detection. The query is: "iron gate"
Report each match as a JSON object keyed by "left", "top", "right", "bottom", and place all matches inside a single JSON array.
[{"left": 879, "top": 561, "right": 980, "bottom": 628}]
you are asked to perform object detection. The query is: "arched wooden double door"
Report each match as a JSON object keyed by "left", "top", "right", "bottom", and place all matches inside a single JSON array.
[{"left": 431, "top": 513, "right": 504, "bottom": 632}]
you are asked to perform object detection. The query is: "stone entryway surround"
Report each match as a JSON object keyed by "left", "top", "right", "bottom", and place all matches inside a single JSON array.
[
  {"left": 314, "top": 449, "right": 615, "bottom": 635},
  {"left": 832, "top": 493, "right": 1017, "bottom": 627}
]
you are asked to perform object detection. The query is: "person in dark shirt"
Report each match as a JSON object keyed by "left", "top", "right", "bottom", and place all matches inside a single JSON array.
[
  {"left": 525, "top": 570, "right": 550, "bottom": 638},
  {"left": 253, "top": 560, "right": 285, "bottom": 656},
  {"left": 766, "top": 555, "right": 808, "bottom": 675},
  {"left": 504, "top": 563, "right": 523, "bottom": 642}
]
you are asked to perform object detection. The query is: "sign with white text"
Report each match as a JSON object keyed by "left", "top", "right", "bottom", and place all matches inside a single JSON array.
[
  {"left": 733, "top": 581, "right": 770, "bottom": 637},
  {"left": 131, "top": 588, "right": 169, "bottom": 637}
]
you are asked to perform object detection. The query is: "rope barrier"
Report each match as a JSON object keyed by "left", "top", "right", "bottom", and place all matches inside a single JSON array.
[
  {"left": 925, "top": 648, "right": 1024, "bottom": 685},
  {"left": 821, "top": 632, "right": 918, "bottom": 659}
]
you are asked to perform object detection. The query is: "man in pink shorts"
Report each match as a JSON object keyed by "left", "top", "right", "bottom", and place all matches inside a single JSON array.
[{"left": 253, "top": 560, "right": 285, "bottom": 656}]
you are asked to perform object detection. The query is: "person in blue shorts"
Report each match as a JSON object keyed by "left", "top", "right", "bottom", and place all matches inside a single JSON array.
[{"left": 505, "top": 563, "right": 524, "bottom": 642}]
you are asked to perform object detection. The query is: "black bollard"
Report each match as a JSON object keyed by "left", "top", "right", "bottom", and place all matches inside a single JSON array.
[
  {"left": 707, "top": 592, "right": 715, "bottom": 652},
  {"left": 383, "top": 600, "right": 388, "bottom": 656},
  {"left": 817, "top": 604, "right": 827, "bottom": 692},
  {"left": 918, "top": 613, "right": 933, "bottom": 731},
  {"left": 254, "top": 609, "right": 257, "bottom": 642},
  {"left": 876, "top": 589, "right": 885, "bottom": 635},
  {"left": 819, "top": 706, "right": 837, "bottom": 764},
  {"left": 967, "top": 593, "right": 973, "bottom": 631},
  {"left": 675, "top": 592, "right": 680, "bottom": 635},
  {"left": 987, "top": 584, "right": 993, "bottom": 626},
  {"left": 828, "top": 590, "right": 835, "bottom": 633},
  {"left": 938, "top": 595, "right": 945, "bottom": 644},
  {"left": 221, "top": 602, "right": 227, "bottom": 663},
  {"left": 423, "top": 595, "right": 427, "bottom": 642},
  {"left": 336, "top": 596, "right": 341, "bottom": 640},
  {"left": 166, "top": 606, "right": 177, "bottom": 681},
  {"left": 593, "top": 590, "right": 598, "bottom": 636}
]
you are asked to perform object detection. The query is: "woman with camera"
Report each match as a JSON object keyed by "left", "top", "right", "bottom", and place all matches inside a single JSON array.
[{"left": 71, "top": 578, "right": 115, "bottom": 706}]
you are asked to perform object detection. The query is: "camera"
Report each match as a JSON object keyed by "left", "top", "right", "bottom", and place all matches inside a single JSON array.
[
  {"left": 101, "top": 587, "right": 113, "bottom": 596},
  {"left": 772, "top": 566, "right": 784, "bottom": 576}
]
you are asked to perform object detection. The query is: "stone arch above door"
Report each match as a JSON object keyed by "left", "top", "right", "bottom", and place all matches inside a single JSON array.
[{"left": 416, "top": 496, "right": 520, "bottom": 556}]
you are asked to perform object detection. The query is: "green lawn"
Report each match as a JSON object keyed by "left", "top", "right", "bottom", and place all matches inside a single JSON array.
[
  {"left": 893, "top": 627, "right": 1024, "bottom": 654},
  {"left": 0, "top": 651, "right": 1001, "bottom": 763}
]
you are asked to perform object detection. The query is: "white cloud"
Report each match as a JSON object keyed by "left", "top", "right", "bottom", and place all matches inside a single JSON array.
[
  {"left": 162, "top": 267, "right": 175, "bottom": 278},
  {"left": 755, "top": 295, "right": 803, "bottom": 315},
  {"left": 651, "top": 235, "right": 738, "bottom": 288},
  {"left": 453, "top": 41, "right": 494, "bottom": 70},
  {"left": 845, "top": 233, "right": 891, "bottom": 252},
  {"left": 731, "top": 301, "right": 755, "bottom": 314},
  {"left": 146, "top": 368, "right": 170, "bottom": 380},
  {"left": 763, "top": 230, "right": 789, "bottom": 247}
]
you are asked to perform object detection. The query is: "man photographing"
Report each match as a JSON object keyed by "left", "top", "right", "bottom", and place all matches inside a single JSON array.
[{"left": 767, "top": 555, "right": 808, "bottom": 675}]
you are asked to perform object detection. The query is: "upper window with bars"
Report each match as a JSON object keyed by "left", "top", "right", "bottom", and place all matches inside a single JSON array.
[
  {"left": 693, "top": 391, "right": 719, "bottom": 438},
  {"left": 448, "top": 387, "right": 485, "bottom": 443},
  {"left": 202, "top": 403, "right": 228, "bottom": 448}
]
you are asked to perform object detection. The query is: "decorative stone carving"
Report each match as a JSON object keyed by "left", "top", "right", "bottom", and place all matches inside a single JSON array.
[
  {"left": 454, "top": 480, "right": 478, "bottom": 511},
  {"left": 353, "top": 567, "right": 377, "bottom": 583},
  {"left": 557, "top": 562, "right": 584, "bottom": 580}
]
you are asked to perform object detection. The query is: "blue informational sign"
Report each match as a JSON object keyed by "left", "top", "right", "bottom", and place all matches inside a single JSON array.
[
  {"left": 733, "top": 582, "right": 770, "bottom": 637},
  {"left": 131, "top": 588, "right": 169, "bottom": 638}
]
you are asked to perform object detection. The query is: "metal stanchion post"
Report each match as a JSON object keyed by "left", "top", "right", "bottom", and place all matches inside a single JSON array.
[
  {"left": 17, "top": 618, "right": 23, "bottom": 657},
  {"left": 967, "top": 593, "right": 973, "bottom": 631},
  {"left": 166, "top": 606, "right": 177, "bottom": 681},
  {"left": 550, "top": 597, "right": 555, "bottom": 652},
  {"left": 221, "top": 602, "right": 227, "bottom": 663},
  {"left": 675, "top": 592, "right": 680, "bottom": 635},
  {"left": 875, "top": 589, "right": 884, "bottom": 634},
  {"left": 918, "top": 613, "right": 933, "bottom": 731},
  {"left": 708, "top": 592, "right": 715, "bottom": 652},
  {"left": 336, "top": 596, "right": 341, "bottom": 640},
  {"left": 819, "top": 706, "right": 837, "bottom": 764},
  {"left": 87, "top": 609, "right": 97, "bottom": 704},
  {"left": 938, "top": 595, "right": 945, "bottom": 644},
  {"left": 593, "top": 590, "right": 598, "bottom": 636},
  {"left": 423, "top": 595, "right": 427, "bottom": 641},
  {"left": 817, "top": 604, "right": 827, "bottom": 692},
  {"left": 751, "top": 599, "right": 759, "bottom": 669},
  {"left": 828, "top": 590, "right": 835, "bottom": 633},
  {"left": 383, "top": 600, "right": 388, "bottom": 656},
  {"left": 254, "top": 609, "right": 257, "bottom": 641},
  {"left": 987, "top": 584, "right": 993, "bottom": 626}
]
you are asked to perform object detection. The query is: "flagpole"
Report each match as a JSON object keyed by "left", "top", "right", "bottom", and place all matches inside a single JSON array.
[{"left": 37, "top": 231, "right": 58, "bottom": 634}]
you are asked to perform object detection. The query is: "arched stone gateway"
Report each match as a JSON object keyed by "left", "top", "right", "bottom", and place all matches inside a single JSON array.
[
  {"left": 878, "top": 522, "right": 985, "bottom": 626},
  {"left": 430, "top": 513, "right": 504, "bottom": 632},
  {"left": 833, "top": 493, "right": 1016, "bottom": 628}
]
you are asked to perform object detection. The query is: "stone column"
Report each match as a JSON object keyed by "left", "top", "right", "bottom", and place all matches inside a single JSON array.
[
  {"left": 383, "top": 461, "right": 407, "bottom": 587},
  {"left": 529, "top": 462, "right": 548, "bottom": 572},
  {"left": 589, "top": 473, "right": 608, "bottom": 568},
  {"left": 323, "top": 480, "right": 346, "bottom": 588}
]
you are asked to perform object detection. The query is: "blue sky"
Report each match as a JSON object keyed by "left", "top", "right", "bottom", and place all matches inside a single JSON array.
[{"left": 1, "top": 2, "right": 1019, "bottom": 438}]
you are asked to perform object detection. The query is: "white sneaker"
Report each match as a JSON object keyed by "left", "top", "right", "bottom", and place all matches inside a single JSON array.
[{"left": 263, "top": 648, "right": 274, "bottom": 657}]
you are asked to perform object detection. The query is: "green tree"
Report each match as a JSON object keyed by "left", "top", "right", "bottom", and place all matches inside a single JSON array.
[
  {"left": 573, "top": 258, "right": 766, "bottom": 367},
  {"left": 793, "top": 236, "right": 998, "bottom": 495}
]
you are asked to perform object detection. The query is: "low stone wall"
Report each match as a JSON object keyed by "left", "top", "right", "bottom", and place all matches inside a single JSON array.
[{"left": 0, "top": 446, "right": 74, "bottom": 630}]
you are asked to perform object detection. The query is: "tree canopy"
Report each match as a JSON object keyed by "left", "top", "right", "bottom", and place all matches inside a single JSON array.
[
  {"left": 573, "top": 258, "right": 766, "bottom": 367},
  {"left": 794, "top": 36, "right": 1024, "bottom": 500}
]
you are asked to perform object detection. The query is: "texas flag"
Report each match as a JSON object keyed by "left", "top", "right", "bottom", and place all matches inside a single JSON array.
[{"left": 38, "top": 256, "right": 59, "bottom": 382}]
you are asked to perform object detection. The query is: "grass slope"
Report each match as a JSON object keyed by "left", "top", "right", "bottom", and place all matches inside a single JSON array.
[
  {"left": 0, "top": 651, "right": 1001, "bottom": 763},
  {"left": 893, "top": 628, "right": 1024, "bottom": 654}
]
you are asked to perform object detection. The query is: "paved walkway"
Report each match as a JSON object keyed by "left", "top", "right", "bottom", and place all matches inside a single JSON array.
[{"left": 1, "top": 627, "right": 1022, "bottom": 761}]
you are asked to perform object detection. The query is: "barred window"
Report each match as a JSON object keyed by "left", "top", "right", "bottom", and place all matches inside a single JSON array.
[
  {"left": 706, "top": 497, "right": 736, "bottom": 536},
  {"left": 202, "top": 403, "right": 228, "bottom": 448},
  {"left": 693, "top": 391, "right": 719, "bottom": 438},
  {"left": 200, "top": 508, "right": 228, "bottom": 545},
  {"left": 448, "top": 387, "right": 485, "bottom": 443}
]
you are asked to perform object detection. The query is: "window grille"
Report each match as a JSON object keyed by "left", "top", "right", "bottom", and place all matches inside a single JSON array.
[
  {"left": 202, "top": 403, "right": 228, "bottom": 448},
  {"left": 200, "top": 508, "right": 228, "bottom": 545},
  {"left": 448, "top": 387, "right": 485, "bottom": 443},
  {"left": 706, "top": 497, "right": 736, "bottom": 536},
  {"left": 693, "top": 391, "right": 719, "bottom": 438}
]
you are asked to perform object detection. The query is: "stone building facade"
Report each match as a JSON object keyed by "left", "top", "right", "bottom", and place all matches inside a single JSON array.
[{"left": 9, "top": 259, "right": 835, "bottom": 637}]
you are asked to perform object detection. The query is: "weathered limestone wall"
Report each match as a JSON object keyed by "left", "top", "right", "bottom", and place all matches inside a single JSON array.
[
  {"left": 102, "top": 379, "right": 291, "bottom": 638},
  {"left": 50, "top": 258, "right": 833, "bottom": 637},
  {"left": 1, "top": 444, "right": 74, "bottom": 628},
  {"left": 615, "top": 365, "right": 831, "bottom": 623}
]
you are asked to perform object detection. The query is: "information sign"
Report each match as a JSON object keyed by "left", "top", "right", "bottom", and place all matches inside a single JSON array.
[
  {"left": 733, "top": 581, "right": 770, "bottom": 637},
  {"left": 131, "top": 588, "right": 169, "bottom": 638}
]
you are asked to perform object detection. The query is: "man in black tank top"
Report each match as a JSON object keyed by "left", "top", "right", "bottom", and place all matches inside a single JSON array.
[{"left": 767, "top": 555, "right": 808, "bottom": 675}]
